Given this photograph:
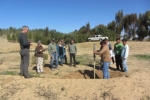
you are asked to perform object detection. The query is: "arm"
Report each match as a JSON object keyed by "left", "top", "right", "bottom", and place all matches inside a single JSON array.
[
  {"left": 124, "top": 45, "right": 129, "bottom": 58},
  {"left": 94, "top": 47, "right": 106, "bottom": 55},
  {"left": 48, "top": 44, "right": 51, "bottom": 55},
  {"left": 22, "top": 34, "right": 30, "bottom": 47},
  {"left": 75, "top": 44, "right": 77, "bottom": 53},
  {"left": 68, "top": 44, "right": 70, "bottom": 53},
  {"left": 109, "top": 44, "right": 112, "bottom": 50}
]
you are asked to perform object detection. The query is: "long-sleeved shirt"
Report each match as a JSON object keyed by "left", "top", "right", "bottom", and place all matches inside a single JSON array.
[
  {"left": 48, "top": 43, "right": 57, "bottom": 55},
  {"left": 114, "top": 43, "right": 123, "bottom": 55},
  {"left": 35, "top": 45, "right": 45, "bottom": 57},
  {"left": 68, "top": 44, "right": 77, "bottom": 54},
  {"left": 121, "top": 44, "right": 129, "bottom": 58},
  {"left": 18, "top": 33, "right": 30, "bottom": 49},
  {"left": 98, "top": 46, "right": 111, "bottom": 62}
]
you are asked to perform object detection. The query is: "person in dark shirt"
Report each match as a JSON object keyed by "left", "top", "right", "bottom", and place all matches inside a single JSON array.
[
  {"left": 61, "top": 39, "right": 67, "bottom": 64},
  {"left": 35, "top": 40, "right": 45, "bottom": 73},
  {"left": 57, "top": 41, "right": 64, "bottom": 66},
  {"left": 18, "top": 26, "right": 32, "bottom": 79}
]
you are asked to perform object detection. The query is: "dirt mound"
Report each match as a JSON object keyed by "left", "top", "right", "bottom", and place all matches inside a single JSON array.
[{"left": 63, "top": 70, "right": 124, "bottom": 79}]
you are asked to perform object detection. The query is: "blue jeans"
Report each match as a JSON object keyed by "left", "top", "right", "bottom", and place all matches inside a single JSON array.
[
  {"left": 102, "top": 62, "right": 110, "bottom": 79},
  {"left": 122, "top": 59, "right": 128, "bottom": 72},
  {"left": 58, "top": 55, "right": 63, "bottom": 65},
  {"left": 50, "top": 53, "right": 58, "bottom": 68}
]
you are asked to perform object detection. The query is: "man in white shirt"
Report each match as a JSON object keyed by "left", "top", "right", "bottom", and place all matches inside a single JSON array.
[{"left": 121, "top": 39, "right": 129, "bottom": 72}]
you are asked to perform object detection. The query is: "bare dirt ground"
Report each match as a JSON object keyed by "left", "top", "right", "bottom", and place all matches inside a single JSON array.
[{"left": 0, "top": 40, "right": 150, "bottom": 100}]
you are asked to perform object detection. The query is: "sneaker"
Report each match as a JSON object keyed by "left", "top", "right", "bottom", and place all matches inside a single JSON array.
[
  {"left": 51, "top": 68, "right": 55, "bottom": 71},
  {"left": 55, "top": 67, "right": 59, "bottom": 70},
  {"left": 69, "top": 64, "right": 72, "bottom": 67},
  {"left": 24, "top": 76, "right": 32, "bottom": 79},
  {"left": 125, "top": 72, "right": 129, "bottom": 77}
]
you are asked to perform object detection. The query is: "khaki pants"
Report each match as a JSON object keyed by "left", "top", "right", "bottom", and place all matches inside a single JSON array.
[{"left": 37, "top": 57, "right": 43, "bottom": 73}]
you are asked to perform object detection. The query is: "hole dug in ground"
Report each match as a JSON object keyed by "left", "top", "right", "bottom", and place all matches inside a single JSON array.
[{"left": 62, "top": 69, "right": 125, "bottom": 79}]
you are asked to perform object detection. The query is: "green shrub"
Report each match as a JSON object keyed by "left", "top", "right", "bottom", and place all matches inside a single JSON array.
[
  {"left": 31, "top": 55, "right": 37, "bottom": 64},
  {"left": 43, "top": 53, "right": 48, "bottom": 60},
  {"left": 134, "top": 54, "right": 150, "bottom": 60}
]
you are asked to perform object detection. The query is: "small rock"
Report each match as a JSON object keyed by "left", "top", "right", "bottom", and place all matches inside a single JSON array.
[{"left": 61, "top": 86, "right": 66, "bottom": 92}]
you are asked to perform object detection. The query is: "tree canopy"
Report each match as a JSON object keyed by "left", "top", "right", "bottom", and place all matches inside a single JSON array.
[{"left": 0, "top": 10, "right": 150, "bottom": 44}]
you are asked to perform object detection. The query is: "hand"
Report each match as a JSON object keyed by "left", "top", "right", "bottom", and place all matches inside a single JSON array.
[
  {"left": 29, "top": 42, "right": 33, "bottom": 46},
  {"left": 123, "top": 58, "right": 126, "bottom": 60},
  {"left": 40, "top": 50, "right": 42, "bottom": 51},
  {"left": 93, "top": 51, "right": 96, "bottom": 54}
]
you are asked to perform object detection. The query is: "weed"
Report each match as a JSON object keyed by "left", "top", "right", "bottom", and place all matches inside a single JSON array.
[
  {"left": 0, "top": 58, "right": 4, "bottom": 65},
  {"left": 43, "top": 53, "right": 48, "bottom": 60},
  {"left": 0, "top": 71, "right": 18, "bottom": 75},
  {"left": 134, "top": 54, "right": 150, "bottom": 60},
  {"left": 31, "top": 55, "right": 37, "bottom": 64}
]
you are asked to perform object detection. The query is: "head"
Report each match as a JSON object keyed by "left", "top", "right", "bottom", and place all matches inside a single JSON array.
[
  {"left": 104, "top": 38, "right": 108, "bottom": 44},
  {"left": 71, "top": 39, "right": 74, "bottom": 44},
  {"left": 100, "top": 40, "right": 106, "bottom": 47},
  {"left": 116, "top": 38, "right": 121, "bottom": 43},
  {"left": 122, "top": 39, "right": 127, "bottom": 45},
  {"left": 38, "top": 40, "right": 42, "bottom": 46},
  {"left": 51, "top": 39, "right": 55, "bottom": 43},
  {"left": 59, "top": 41, "right": 62, "bottom": 45},
  {"left": 22, "top": 25, "right": 29, "bottom": 34},
  {"left": 61, "top": 39, "right": 64, "bottom": 43}
]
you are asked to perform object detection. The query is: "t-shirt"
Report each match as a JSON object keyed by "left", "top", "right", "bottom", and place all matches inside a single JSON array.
[
  {"left": 59, "top": 46, "right": 63, "bottom": 55},
  {"left": 114, "top": 43, "right": 123, "bottom": 55}
]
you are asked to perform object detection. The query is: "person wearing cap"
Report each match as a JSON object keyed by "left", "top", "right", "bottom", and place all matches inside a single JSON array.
[
  {"left": 35, "top": 40, "right": 45, "bottom": 74},
  {"left": 121, "top": 39, "right": 129, "bottom": 75},
  {"left": 68, "top": 39, "right": 77, "bottom": 67},
  {"left": 48, "top": 39, "right": 58, "bottom": 70},
  {"left": 94, "top": 40, "right": 111, "bottom": 79},
  {"left": 114, "top": 38, "right": 123, "bottom": 71}
]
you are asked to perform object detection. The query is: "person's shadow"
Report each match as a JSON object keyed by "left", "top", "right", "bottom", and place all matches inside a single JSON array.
[
  {"left": 109, "top": 66, "right": 116, "bottom": 71},
  {"left": 78, "top": 70, "right": 100, "bottom": 79}
]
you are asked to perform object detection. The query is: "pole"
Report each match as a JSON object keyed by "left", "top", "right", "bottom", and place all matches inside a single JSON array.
[{"left": 93, "top": 44, "right": 96, "bottom": 79}]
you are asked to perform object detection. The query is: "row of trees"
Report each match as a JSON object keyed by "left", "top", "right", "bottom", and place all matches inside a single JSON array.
[
  {"left": 0, "top": 10, "right": 150, "bottom": 44},
  {"left": 108, "top": 10, "right": 150, "bottom": 40}
]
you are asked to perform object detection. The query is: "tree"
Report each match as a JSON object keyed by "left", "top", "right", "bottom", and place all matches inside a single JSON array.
[
  {"left": 7, "top": 34, "right": 11, "bottom": 41},
  {"left": 123, "top": 13, "right": 137, "bottom": 38},
  {"left": 12, "top": 34, "right": 16, "bottom": 42},
  {"left": 107, "top": 20, "right": 116, "bottom": 31},
  {"left": 44, "top": 27, "right": 49, "bottom": 37},
  {"left": 115, "top": 10, "right": 124, "bottom": 37}
]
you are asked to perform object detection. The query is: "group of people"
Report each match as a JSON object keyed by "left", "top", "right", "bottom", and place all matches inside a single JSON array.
[
  {"left": 18, "top": 25, "right": 129, "bottom": 79},
  {"left": 47, "top": 39, "right": 77, "bottom": 71},
  {"left": 94, "top": 38, "right": 129, "bottom": 79},
  {"left": 18, "top": 26, "right": 77, "bottom": 78}
]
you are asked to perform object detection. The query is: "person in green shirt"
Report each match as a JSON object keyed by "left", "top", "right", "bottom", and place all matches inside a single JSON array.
[
  {"left": 114, "top": 38, "right": 123, "bottom": 71},
  {"left": 48, "top": 39, "right": 58, "bottom": 70},
  {"left": 68, "top": 39, "right": 77, "bottom": 67}
]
